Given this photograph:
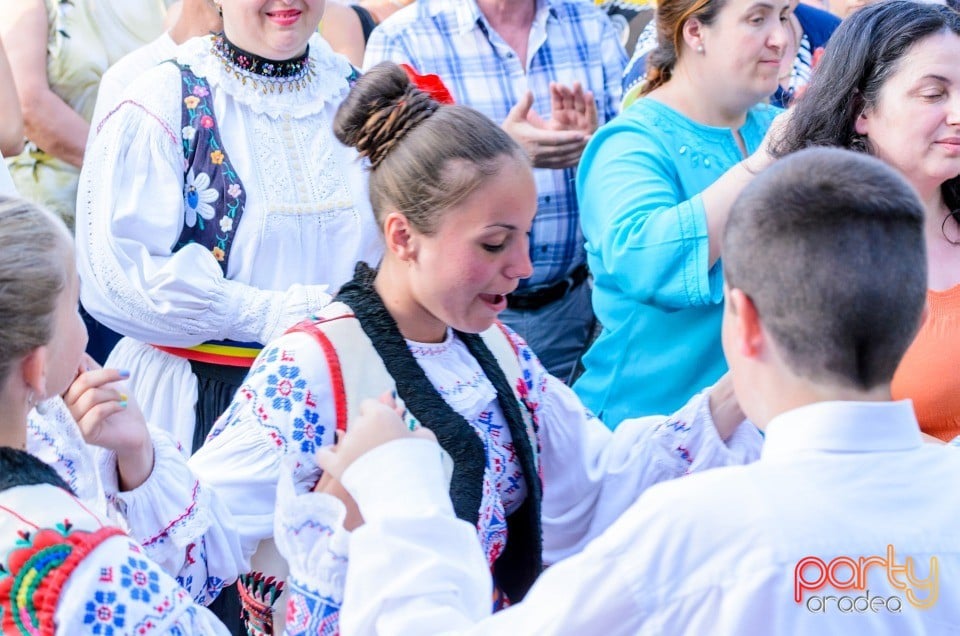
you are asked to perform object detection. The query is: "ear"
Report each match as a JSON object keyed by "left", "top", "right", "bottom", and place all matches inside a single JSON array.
[
  {"left": 682, "top": 17, "right": 705, "bottom": 52},
  {"left": 854, "top": 107, "right": 871, "bottom": 136},
  {"left": 382, "top": 211, "right": 419, "bottom": 262},
  {"left": 20, "top": 346, "right": 48, "bottom": 400},
  {"left": 727, "top": 288, "right": 765, "bottom": 360}
]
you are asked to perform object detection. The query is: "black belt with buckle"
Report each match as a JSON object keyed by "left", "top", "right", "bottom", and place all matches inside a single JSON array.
[{"left": 507, "top": 263, "right": 589, "bottom": 311}]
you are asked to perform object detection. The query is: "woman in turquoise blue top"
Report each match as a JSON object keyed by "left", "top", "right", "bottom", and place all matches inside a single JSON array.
[{"left": 575, "top": 0, "right": 789, "bottom": 426}]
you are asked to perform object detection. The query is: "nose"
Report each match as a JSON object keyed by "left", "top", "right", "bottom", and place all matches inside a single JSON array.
[
  {"left": 948, "top": 92, "right": 960, "bottom": 126},
  {"left": 767, "top": 14, "right": 790, "bottom": 57},
  {"left": 507, "top": 238, "right": 534, "bottom": 281}
]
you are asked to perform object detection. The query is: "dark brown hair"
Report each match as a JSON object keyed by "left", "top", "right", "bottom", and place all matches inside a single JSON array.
[
  {"left": 772, "top": 2, "right": 960, "bottom": 229},
  {"left": 334, "top": 62, "right": 525, "bottom": 234},
  {"left": 723, "top": 148, "right": 926, "bottom": 390}
]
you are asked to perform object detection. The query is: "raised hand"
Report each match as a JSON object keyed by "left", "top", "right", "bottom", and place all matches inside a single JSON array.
[
  {"left": 502, "top": 88, "right": 592, "bottom": 169},
  {"left": 63, "top": 354, "right": 154, "bottom": 490}
]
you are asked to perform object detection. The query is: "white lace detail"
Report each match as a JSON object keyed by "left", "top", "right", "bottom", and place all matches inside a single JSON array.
[
  {"left": 25, "top": 398, "right": 110, "bottom": 517},
  {"left": 416, "top": 335, "right": 497, "bottom": 422},
  {"left": 176, "top": 34, "right": 354, "bottom": 118}
]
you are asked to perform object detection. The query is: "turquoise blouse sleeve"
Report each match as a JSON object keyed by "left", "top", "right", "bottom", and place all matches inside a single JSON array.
[{"left": 577, "top": 114, "right": 722, "bottom": 311}]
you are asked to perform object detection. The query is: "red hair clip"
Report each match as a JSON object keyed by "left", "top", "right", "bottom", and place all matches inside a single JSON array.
[{"left": 399, "top": 63, "right": 455, "bottom": 105}]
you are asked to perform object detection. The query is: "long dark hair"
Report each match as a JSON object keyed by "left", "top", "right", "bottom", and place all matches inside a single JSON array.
[{"left": 773, "top": 1, "right": 960, "bottom": 225}]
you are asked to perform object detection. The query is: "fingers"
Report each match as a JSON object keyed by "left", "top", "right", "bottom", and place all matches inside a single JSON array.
[
  {"left": 412, "top": 427, "right": 438, "bottom": 444},
  {"left": 65, "top": 368, "right": 129, "bottom": 398},
  {"left": 505, "top": 90, "right": 534, "bottom": 123},
  {"left": 583, "top": 90, "right": 598, "bottom": 132},
  {"left": 316, "top": 447, "right": 341, "bottom": 482}
]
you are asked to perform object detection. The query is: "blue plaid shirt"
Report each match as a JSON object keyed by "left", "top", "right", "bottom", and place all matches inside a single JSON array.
[{"left": 365, "top": 0, "right": 627, "bottom": 287}]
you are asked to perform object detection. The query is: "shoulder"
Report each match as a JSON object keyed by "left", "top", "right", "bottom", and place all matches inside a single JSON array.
[
  {"left": 101, "top": 57, "right": 184, "bottom": 138},
  {"left": 371, "top": 0, "right": 441, "bottom": 38},
  {"left": 746, "top": 102, "right": 782, "bottom": 130},
  {"left": 550, "top": 0, "right": 620, "bottom": 28},
  {"left": 582, "top": 100, "right": 675, "bottom": 168}
]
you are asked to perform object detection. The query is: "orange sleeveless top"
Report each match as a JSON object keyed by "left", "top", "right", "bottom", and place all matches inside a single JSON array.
[{"left": 891, "top": 284, "right": 960, "bottom": 442}]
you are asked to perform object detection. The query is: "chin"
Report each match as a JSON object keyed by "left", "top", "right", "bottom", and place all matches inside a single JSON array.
[{"left": 450, "top": 316, "right": 497, "bottom": 335}]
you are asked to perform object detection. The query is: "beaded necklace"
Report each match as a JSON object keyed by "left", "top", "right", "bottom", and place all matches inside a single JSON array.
[{"left": 211, "top": 33, "right": 316, "bottom": 94}]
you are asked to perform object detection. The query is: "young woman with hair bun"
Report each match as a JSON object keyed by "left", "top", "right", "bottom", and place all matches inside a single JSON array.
[{"left": 194, "top": 62, "right": 763, "bottom": 635}]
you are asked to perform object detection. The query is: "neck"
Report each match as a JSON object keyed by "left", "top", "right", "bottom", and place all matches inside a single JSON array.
[
  {"left": 652, "top": 64, "right": 756, "bottom": 129},
  {"left": 374, "top": 258, "right": 448, "bottom": 343},
  {"left": 169, "top": 0, "right": 222, "bottom": 45},
  {"left": 0, "top": 386, "right": 29, "bottom": 451},
  {"left": 751, "top": 373, "right": 892, "bottom": 431},
  {"left": 916, "top": 182, "right": 958, "bottom": 244},
  {"left": 476, "top": 0, "right": 537, "bottom": 28}
]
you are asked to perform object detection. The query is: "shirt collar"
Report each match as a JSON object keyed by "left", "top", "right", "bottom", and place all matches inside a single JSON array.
[
  {"left": 761, "top": 400, "right": 922, "bottom": 460},
  {"left": 448, "top": 0, "right": 561, "bottom": 36}
]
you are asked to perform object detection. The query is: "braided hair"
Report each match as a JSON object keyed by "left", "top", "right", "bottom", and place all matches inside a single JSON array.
[{"left": 334, "top": 62, "right": 525, "bottom": 234}]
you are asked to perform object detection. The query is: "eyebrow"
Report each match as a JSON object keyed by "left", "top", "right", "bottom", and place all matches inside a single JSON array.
[
  {"left": 745, "top": 2, "right": 777, "bottom": 11},
  {"left": 485, "top": 223, "right": 518, "bottom": 230},
  {"left": 918, "top": 74, "right": 952, "bottom": 85}
]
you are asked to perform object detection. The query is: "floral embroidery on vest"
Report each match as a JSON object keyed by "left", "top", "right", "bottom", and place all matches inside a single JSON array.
[{"left": 174, "top": 64, "right": 248, "bottom": 273}]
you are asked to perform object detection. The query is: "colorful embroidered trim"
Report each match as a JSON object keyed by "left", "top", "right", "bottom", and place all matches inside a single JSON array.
[
  {"left": 214, "top": 34, "right": 310, "bottom": 79},
  {"left": 174, "top": 63, "right": 248, "bottom": 273},
  {"left": 211, "top": 34, "right": 317, "bottom": 94},
  {"left": 238, "top": 570, "right": 285, "bottom": 635},
  {"left": 154, "top": 340, "right": 262, "bottom": 368},
  {"left": 0, "top": 523, "right": 126, "bottom": 636}
]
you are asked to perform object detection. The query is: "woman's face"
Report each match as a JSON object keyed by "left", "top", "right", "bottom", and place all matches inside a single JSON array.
[
  {"left": 222, "top": 0, "right": 324, "bottom": 59},
  {"left": 698, "top": 0, "right": 793, "bottom": 105},
  {"left": 406, "top": 155, "right": 537, "bottom": 336},
  {"left": 855, "top": 32, "right": 960, "bottom": 195},
  {"left": 42, "top": 255, "right": 88, "bottom": 399}
]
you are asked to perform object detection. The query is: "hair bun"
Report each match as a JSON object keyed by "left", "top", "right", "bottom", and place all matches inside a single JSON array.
[{"left": 334, "top": 62, "right": 439, "bottom": 168}]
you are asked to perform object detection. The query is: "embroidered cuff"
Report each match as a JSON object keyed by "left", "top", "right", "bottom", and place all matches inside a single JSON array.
[
  {"left": 114, "top": 430, "right": 213, "bottom": 559},
  {"left": 274, "top": 459, "right": 351, "bottom": 596}
]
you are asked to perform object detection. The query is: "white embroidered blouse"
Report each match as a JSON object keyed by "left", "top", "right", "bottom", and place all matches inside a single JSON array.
[{"left": 188, "top": 322, "right": 763, "bottom": 634}]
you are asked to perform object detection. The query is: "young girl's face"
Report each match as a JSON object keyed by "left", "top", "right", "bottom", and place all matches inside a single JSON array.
[
  {"left": 42, "top": 253, "right": 88, "bottom": 398},
  {"left": 406, "top": 155, "right": 537, "bottom": 337}
]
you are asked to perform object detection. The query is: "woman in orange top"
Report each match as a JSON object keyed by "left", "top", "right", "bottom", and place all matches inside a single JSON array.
[{"left": 772, "top": 2, "right": 960, "bottom": 441}]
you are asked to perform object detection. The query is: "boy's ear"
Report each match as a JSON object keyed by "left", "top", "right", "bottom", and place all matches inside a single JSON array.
[{"left": 728, "top": 288, "right": 765, "bottom": 359}]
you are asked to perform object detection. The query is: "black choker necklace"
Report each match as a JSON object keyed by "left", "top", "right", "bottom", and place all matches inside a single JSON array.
[
  {"left": 211, "top": 33, "right": 316, "bottom": 93},
  {"left": 213, "top": 33, "right": 311, "bottom": 79}
]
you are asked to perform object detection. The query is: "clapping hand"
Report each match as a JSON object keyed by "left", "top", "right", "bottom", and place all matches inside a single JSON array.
[{"left": 502, "top": 82, "right": 598, "bottom": 169}]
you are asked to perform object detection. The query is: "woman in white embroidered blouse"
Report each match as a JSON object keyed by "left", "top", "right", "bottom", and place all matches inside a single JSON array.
[
  {"left": 76, "top": 0, "right": 383, "bottom": 458},
  {"left": 181, "top": 62, "right": 764, "bottom": 636},
  {"left": 0, "top": 196, "right": 238, "bottom": 634}
]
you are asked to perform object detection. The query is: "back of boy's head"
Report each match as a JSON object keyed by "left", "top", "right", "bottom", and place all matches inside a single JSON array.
[
  {"left": 722, "top": 147, "right": 926, "bottom": 390},
  {"left": 0, "top": 447, "right": 73, "bottom": 494}
]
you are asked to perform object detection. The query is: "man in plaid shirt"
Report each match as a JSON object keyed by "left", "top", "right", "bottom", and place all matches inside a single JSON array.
[{"left": 365, "top": 0, "right": 627, "bottom": 382}]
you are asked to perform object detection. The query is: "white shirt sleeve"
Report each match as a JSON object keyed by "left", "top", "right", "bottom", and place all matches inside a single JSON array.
[
  {"left": 504, "top": 329, "right": 763, "bottom": 563},
  {"left": 339, "top": 439, "right": 645, "bottom": 636}
]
